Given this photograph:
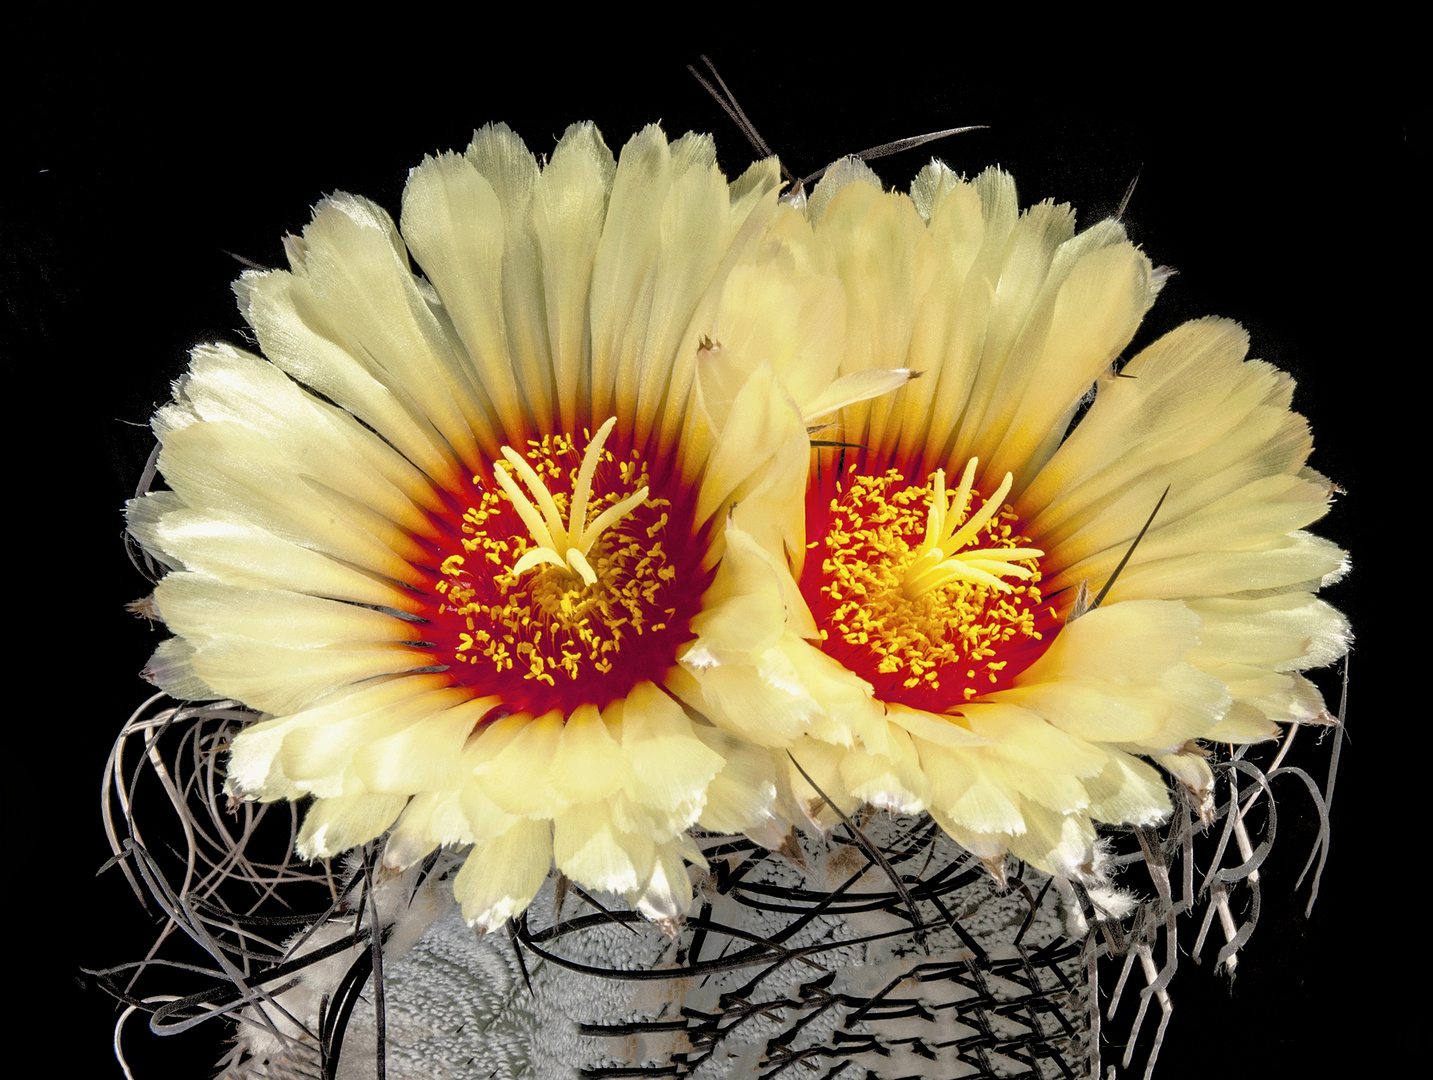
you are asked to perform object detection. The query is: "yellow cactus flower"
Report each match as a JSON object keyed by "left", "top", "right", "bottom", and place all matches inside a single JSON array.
[
  {"left": 680, "top": 157, "right": 1349, "bottom": 879},
  {"left": 127, "top": 123, "right": 901, "bottom": 930}
]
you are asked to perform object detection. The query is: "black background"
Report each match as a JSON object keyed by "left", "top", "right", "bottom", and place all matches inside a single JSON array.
[{"left": 10, "top": 26, "right": 1400, "bottom": 1079}]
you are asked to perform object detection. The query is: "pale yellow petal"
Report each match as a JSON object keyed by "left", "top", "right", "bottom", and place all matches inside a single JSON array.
[
  {"left": 531, "top": 123, "right": 615, "bottom": 432},
  {"left": 551, "top": 798, "right": 654, "bottom": 895},
  {"left": 473, "top": 711, "right": 568, "bottom": 817},
  {"left": 682, "top": 650, "right": 820, "bottom": 748},
  {"left": 227, "top": 676, "right": 447, "bottom": 796},
  {"left": 1155, "top": 748, "right": 1216, "bottom": 797},
  {"left": 187, "top": 637, "right": 431, "bottom": 717},
  {"left": 296, "top": 790, "right": 409, "bottom": 860},
  {"left": 1005, "top": 799, "right": 1097, "bottom": 879},
  {"left": 838, "top": 722, "right": 929, "bottom": 814},
  {"left": 884, "top": 703, "right": 995, "bottom": 749},
  {"left": 1082, "top": 751, "right": 1172, "bottom": 826},
  {"left": 130, "top": 501, "right": 423, "bottom": 615},
  {"left": 1016, "top": 598, "right": 1201, "bottom": 687},
  {"left": 382, "top": 792, "right": 445, "bottom": 870},
  {"left": 693, "top": 361, "right": 806, "bottom": 540},
  {"left": 455, "top": 818, "right": 553, "bottom": 931},
  {"left": 686, "top": 520, "right": 795, "bottom": 661},
  {"left": 457, "top": 770, "right": 519, "bottom": 843},
  {"left": 633, "top": 840, "right": 696, "bottom": 926},
  {"left": 155, "top": 421, "right": 428, "bottom": 583},
  {"left": 1085, "top": 531, "right": 1347, "bottom": 604},
  {"left": 785, "top": 737, "right": 861, "bottom": 824},
  {"left": 690, "top": 725, "right": 778, "bottom": 834},
  {"left": 154, "top": 573, "right": 414, "bottom": 650},
  {"left": 399, "top": 147, "right": 525, "bottom": 445},
  {"left": 280, "top": 685, "right": 473, "bottom": 787},
  {"left": 547, "top": 704, "right": 630, "bottom": 804},
  {"left": 588, "top": 125, "right": 674, "bottom": 423},
  {"left": 353, "top": 696, "right": 497, "bottom": 794},
  {"left": 1187, "top": 593, "right": 1351, "bottom": 671},
  {"left": 275, "top": 193, "right": 490, "bottom": 473},
  {"left": 237, "top": 268, "right": 464, "bottom": 491},
  {"left": 1204, "top": 704, "right": 1282, "bottom": 743},
  {"left": 982, "top": 242, "right": 1152, "bottom": 486},
  {"left": 174, "top": 342, "right": 442, "bottom": 525},
  {"left": 619, "top": 682, "right": 724, "bottom": 821},
  {"left": 928, "top": 807, "right": 1008, "bottom": 863},
  {"left": 142, "top": 636, "right": 217, "bottom": 704},
  {"left": 702, "top": 259, "right": 847, "bottom": 424},
  {"left": 917, "top": 739, "right": 1025, "bottom": 836}
]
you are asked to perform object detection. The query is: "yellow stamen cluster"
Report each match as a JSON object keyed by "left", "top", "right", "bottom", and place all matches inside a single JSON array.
[
  {"left": 815, "top": 458, "right": 1045, "bottom": 700},
  {"left": 436, "top": 419, "right": 675, "bottom": 685}
]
